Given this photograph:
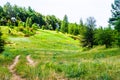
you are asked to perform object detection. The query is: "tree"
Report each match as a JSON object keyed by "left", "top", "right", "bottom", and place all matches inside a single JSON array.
[
  {"left": 81, "top": 17, "right": 96, "bottom": 48},
  {"left": 109, "top": 0, "right": 120, "bottom": 31},
  {"left": 95, "top": 27, "right": 115, "bottom": 48},
  {"left": 60, "top": 15, "right": 68, "bottom": 33},
  {"left": 0, "top": 6, "right": 3, "bottom": 20},
  {"left": 68, "top": 23, "right": 79, "bottom": 35},
  {"left": 0, "top": 28, "right": 4, "bottom": 53},
  {"left": 0, "top": 2, "right": 61, "bottom": 31},
  {"left": 109, "top": 0, "right": 120, "bottom": 47},
  {"left": 3, "top": 2, "right": 13, "bottom": 19},
  {"left": 45, "top": 15, "right": 59, "bottom": 30}
]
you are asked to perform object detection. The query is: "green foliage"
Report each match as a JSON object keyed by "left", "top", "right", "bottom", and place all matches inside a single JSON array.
[
  {"left": 18, "top": 21, "right": 25, "bottom": 27},
  {"left": 1, "top": 27, "right": 120, "bottom": 79},
  {"left": 95, "top": 27, "right": 115, "bottom": 48},
  {"left": 64, "top": 63, "right": 87, "bottom": 78},
  {"left": 106, "top": 0, "right": 120, "bottom": 47},
  {"left": 48, "top": 24, "right": 53, "bottom": 30},
  {"left": 81, "top": 17, "right": 96, "bottom": 48},
  {"left": 45, "top": 15, "right": 60, "bottom": 30},
  {"left": 32, "top": 23, "right": 39, "bottom": 30},
  {"left": 0, "top": 2, "right": 46, "bottom": 28},
  {"left": 23, "top": 28, "right": 35, "bottom": 37},
  {"left": 55, "top": 27, "right": 59, "bottom": 33},
  {"left": 97, "top": 73, "right": 112, "bottom": 80},
  {"left": 60, "top": 15, "right": 68, "bottom": 33},
  {"left": 109, "top": 0, "right": 120, "bottom": 32},
  {"left": 7, "top": 19, "right": 12, "bottom": 26},
  {"left": 42, "top": 25, "right": 46, "bottom": 30},
  {"left": 0, "top": 28, "right": 4, "bottom": 53},
  {"left": 68, "top": 23, "right": 79, "bottom": 35},
  {"left": 114, "top": 19, "right": 120, "bottom": 32},
  {"left": 115, "top": 32, "right": 120, "bottom": 47},
  {"left": 26, "top": 17, "right": 32, "bottom": 27},
  {"left": 79, "top": 19, "right": 86, "bottom": 35},
  {"left": 0, "top": 67, "right": 11, "bottom": 80}
]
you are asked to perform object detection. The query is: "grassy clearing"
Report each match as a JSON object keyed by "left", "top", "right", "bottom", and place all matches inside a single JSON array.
[{"left": 0, "top": 26, "right": 120, "bottom": 80}]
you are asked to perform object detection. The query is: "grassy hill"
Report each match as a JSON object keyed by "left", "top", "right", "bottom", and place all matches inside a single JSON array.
[{"left": 0, "top": 26, "right": 120, "bottom": 80}]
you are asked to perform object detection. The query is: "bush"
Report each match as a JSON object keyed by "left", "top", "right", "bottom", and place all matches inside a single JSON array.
[{"left": 32, "top": 23, "right": 39, "bottom": 30}]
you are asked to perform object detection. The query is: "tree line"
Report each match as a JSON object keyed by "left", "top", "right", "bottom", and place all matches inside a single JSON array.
[
  {"left": 0, "top": 0, "right": 120, "bottom": 53},
  {"left": 0, "top": 2, "right": 86, "bottom": 35},
  {"left": 81, "top": 0, "right": 120, "bottom": 48}
]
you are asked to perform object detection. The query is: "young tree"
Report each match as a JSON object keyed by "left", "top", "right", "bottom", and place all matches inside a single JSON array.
[
  {"left": 0, "top": 28, "right": 4, "bottom": 53},
  {"left": 60, "top": 15, "right": 68, "bottom": 33},
  {"left": 81, "top": 17, "right": 96, "bottom": 48}
]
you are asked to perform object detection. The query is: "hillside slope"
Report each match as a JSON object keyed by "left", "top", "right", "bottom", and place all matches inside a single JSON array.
[{"left": 0, "top": 26, "right": 120, "bottom": 80}]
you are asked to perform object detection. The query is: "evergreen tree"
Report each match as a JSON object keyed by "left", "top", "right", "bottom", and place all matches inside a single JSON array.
[
  {"left": 81, "top": 17, "right": 96, "bottom": 48},
  {"left": 109, "top": 0, "right": 120, "bottom": 32},
  {"left": 109, "top": 0, "right": 120, "bottom": 47},
  {"left": 60, "top": 15, "right": 68, "bottom": 33}
]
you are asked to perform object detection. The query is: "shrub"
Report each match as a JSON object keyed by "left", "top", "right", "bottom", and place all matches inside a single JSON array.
[{"left": 32, "top": 23, "right": 39, "bottom": 30}]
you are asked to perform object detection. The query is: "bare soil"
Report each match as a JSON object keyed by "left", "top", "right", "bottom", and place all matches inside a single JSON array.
[
  {"left": 8, "top": 55, "right": 25, "bottom": 80},
  {"left": 26, "top": 55, "right": 36, "bottom": 66}
]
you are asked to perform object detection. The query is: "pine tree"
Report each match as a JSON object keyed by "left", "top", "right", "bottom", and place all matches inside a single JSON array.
[
  {"left": 109, "top": 0, "right": 120, "bottom": 47},
  {"left": 81, "top": 17, "right": 96, "bottom": 48},
  {"left": 60, "top": 15, "right": 68, "bottom": 33},
  {"left": 109, "top": 0, "right": 120, "bottom": 32}
]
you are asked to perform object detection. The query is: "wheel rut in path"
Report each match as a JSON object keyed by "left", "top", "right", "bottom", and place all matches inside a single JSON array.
[
  {"left": 26, "top": 55, "right": 36, "bottom": 66},
  {"left": 8, "top": 55, "right": 25, "bottom": 80}
]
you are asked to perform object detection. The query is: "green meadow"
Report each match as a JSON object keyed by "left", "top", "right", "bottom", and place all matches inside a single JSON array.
[{"left": 0, "top": 26, "right": 120, "bottom": 80}]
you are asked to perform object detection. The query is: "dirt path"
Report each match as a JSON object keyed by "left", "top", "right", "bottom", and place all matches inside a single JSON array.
[
  {"left": 26, "top": 55, "right": 36, "bottom": 66},
  {"left": 8, "top": 55, "right": 25, "bottom": 80}
]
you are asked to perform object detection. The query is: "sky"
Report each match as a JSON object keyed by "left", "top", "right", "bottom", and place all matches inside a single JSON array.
[{"left": 0, "top": 0, "right": 114, "bottom": 27}]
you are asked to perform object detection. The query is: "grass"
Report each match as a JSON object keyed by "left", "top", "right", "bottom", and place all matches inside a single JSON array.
[{"left": 0, "top": 26, "right": 120, "bottom": 80}]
